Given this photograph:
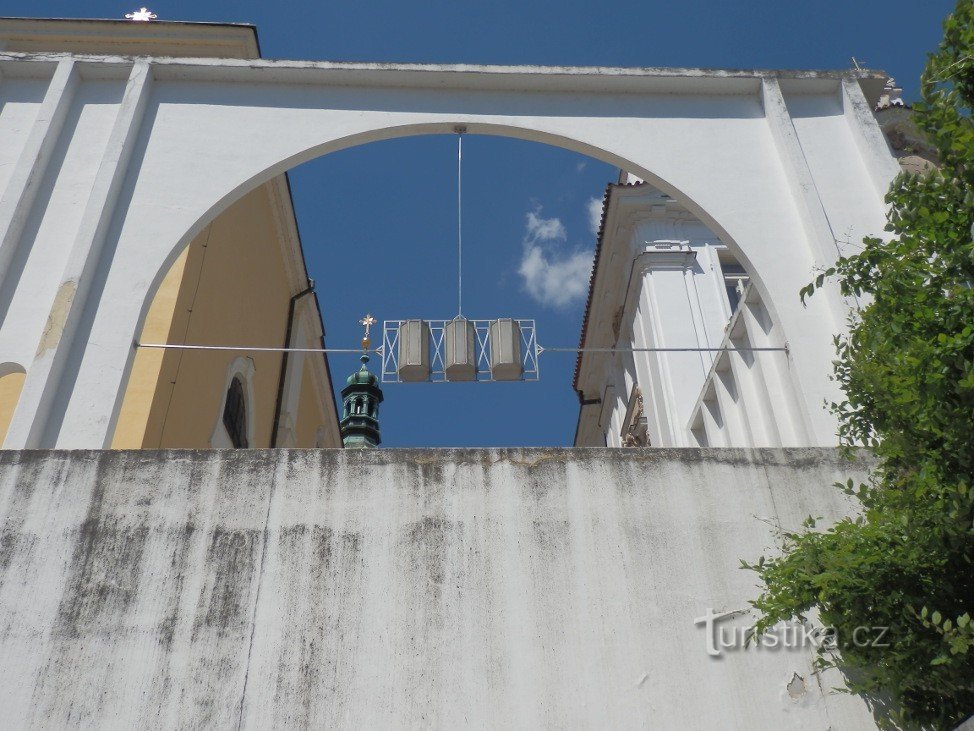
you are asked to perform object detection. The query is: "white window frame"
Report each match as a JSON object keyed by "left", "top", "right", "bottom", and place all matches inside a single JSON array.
[{"left": 210, "top": 356, "right": 257, "bottom": 448}]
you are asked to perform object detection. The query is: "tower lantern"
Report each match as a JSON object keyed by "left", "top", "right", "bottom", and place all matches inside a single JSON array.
[{"left": 340, "top": 315, "right": 384, "bottom": 448}]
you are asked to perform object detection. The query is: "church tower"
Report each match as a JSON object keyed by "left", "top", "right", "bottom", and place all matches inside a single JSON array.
[{"left": 340, "top": 316, "right": 383, "bottom": 448}]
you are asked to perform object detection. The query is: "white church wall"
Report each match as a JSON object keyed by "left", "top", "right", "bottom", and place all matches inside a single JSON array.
[
  {"left": 0, "top": 78, "right": 126, "bottom": 371},
  {"left": 0, "top": 76, "right": 46, "bottom": 198},
  {"left": 685, "top": 284, "right": 811, "bottom": 448},
  {"left": 0, "top": 447, "right": 880, "bottom": 729},
  {"left": 785, "top": 91, "right": 892, "bottom": 258},
  {"left": 0, "top": 60, "right": 151, "bottom": 449},
  {"left": 0, "top": 53, "right": 897, "bottom": 448},
  {"left": 581, "top": 187, "right": 809, "bottom": 449}
]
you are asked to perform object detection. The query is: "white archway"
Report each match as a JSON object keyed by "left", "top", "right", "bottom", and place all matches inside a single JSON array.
[{"left": 0, "top": 55, "right": 900, "bottom": 448}]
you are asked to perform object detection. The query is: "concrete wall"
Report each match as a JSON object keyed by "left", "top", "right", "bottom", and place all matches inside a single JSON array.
[{"left": 0, "top": 448, "right": 880, "bottom": 728}]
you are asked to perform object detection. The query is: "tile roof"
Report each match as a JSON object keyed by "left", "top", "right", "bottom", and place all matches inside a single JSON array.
[{"left": 572, "top": 180, "right": 648, "bottom": 392}]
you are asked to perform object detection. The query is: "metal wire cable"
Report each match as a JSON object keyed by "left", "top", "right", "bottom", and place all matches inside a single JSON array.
[
  {"left": 138, "top": 343, "right": 380, "bottom": 354},
  {"left": 137, "top": 342, "right": 787, "bottom": 355},
  {"left": 457, "top": 131, "right": 463, "bottom": 317},
  {"left": 540, "top": 346, "right": 787, "bottom": 353}
]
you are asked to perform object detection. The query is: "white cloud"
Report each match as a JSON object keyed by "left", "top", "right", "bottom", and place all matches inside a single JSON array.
[
  {"left": 525, "top": 209, "right": 567, "bottom": 243},
  {"left": 518, "top": 206, "right": 592, "bottom": 309},
  {"left": 586, "top": 196, "right": 604, "bottom": 236}
]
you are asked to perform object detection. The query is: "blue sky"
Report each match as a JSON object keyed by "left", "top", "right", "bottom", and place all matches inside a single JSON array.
[{"left": 12, "top": 1, "right": 956, "bottom": 446}]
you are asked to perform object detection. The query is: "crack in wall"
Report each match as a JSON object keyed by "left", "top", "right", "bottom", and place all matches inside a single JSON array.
[{"left": 234, "top": 460, "right": 279, "bottom": 730}]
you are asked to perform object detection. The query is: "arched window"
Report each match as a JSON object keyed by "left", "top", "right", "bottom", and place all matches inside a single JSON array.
[{"left": 222, "top": 377, "right": 248, "bottom": 448}]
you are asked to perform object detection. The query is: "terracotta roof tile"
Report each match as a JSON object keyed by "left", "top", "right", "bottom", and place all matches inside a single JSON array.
[{"left": 572, "top": 180, "right": 647, "bottom": 392}]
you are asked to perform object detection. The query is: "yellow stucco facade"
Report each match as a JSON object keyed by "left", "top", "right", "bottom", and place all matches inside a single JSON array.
[
  {"left": 0, "top": 370, "right": 26, "bottom": 446},
  {"left": 110, "top": 180, "right": 341, "bottom": 449}
]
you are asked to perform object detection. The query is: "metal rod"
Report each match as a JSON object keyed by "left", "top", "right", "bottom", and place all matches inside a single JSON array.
[
  {"left": 541, "top": 346, "right": 788, "bottom": 353},
  {"left": 457, "top": 130, "right": 463, "bottom": 317},
  {"left": 138, "top": 342, "right": 787, "bottom": 355},
  {"left": 137, "top": 343, "right": 378, "bottom": 354}
]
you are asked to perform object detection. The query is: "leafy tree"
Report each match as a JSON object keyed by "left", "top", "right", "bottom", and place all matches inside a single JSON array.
[{"left": 744, "top": 1, "right": 974, "bottom": 727}]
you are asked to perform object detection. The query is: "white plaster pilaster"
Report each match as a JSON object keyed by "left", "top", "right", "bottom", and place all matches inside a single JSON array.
[
  {"left": 759, "top": 78, "right": 856, "bottom": 445},
  {"left": 5, "top": 61, "right": 153, "bottom": 448},
  {"left": 726, "top": 326, "right": 778, "bottom": 447},
  {"left": 760, "top": 79, "right": 845, "bottom": 275},
  {"left": 841, "top": 78, "right": 902, "bottom": 202},
  {"left": 713, "top": 362, "right": 751, "bottom": 445},
  {"left": 629, "top": 244, "right": 703, "bottom": 447},
  {"left": 738, "top": 295, "right": 811, "bottom": 445},
  {"left": 699, "top": 395, "right": 726, "bottom": 447},
  {"left": 0, "top": 58, "right": 78, "bottom": 291},
  {"left": 628, "top": 305, "right": 668, "bottom": 446}
]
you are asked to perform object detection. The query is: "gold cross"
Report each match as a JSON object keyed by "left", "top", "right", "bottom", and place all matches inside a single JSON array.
[
  {"left": 125, "top": 7, "right": 157, "bottom": 21},
  {"left": 360, "top": 313, "right": 376, "bottom": 349}
]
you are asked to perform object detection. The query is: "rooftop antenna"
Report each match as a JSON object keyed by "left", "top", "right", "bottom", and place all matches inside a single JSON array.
[{"left": 851, "top": 57, "right": 864, "bottom": 71}]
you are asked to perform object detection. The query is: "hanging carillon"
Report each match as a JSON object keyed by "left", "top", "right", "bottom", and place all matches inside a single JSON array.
[{"left": 385, "top": 127, "right": 539, "bottom": 384}]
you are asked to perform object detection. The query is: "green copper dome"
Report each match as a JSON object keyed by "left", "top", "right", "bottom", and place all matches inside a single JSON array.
[
  {"left": 340, "top": 354, "right": 383, "bottom": 448},
  {"left": 346, "top": 358, "right": 378, "bottom": 387}
]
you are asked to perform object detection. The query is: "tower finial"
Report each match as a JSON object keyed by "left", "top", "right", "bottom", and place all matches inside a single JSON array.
[
  {"left": 125, "top": 7, "right": 157, "bottom": 21},
  {"left": 341, "top": 315, "right": 384, "bottom": 448},
  {"left": 359, "top": 313, "right": 376, "bottom": 351}
]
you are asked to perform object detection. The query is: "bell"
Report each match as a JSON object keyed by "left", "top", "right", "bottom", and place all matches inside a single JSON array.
[
  {"left": 444, "top": 317, "right": 477, "bottom": 381},
  {"left": 489, "top": 319, "right": 523, "bottom": 381},
  {"left": 397, "top": 319, "right": 430, "bottom": 381}
]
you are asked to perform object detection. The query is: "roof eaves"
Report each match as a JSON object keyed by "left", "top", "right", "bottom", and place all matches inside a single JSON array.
[{"left": 572, "top": 180, "right": 648, "bottom": 392}]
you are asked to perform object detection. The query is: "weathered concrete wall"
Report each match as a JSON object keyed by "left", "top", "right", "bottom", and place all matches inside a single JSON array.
[{"left": 0, "top": 448, "right": 879, "bottom": 729}]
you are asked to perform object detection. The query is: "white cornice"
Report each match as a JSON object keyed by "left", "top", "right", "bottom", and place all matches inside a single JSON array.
[
  {"left": 0, "top": 51, "right": 890, "bottom": 101},
  {"left": 577, "top": 210, "right": 708, "bottom": 396},
  {"left": 635, "top": 244, "right": 697, "bottom": 270},
  {"left": 0, "top": 18, "right": 260, "bottom": 59}
]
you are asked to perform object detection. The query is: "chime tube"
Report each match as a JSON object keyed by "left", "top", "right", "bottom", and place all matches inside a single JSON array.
[
  {"left": 444, "top": 317, "right": 477, "bottom": 381},
  {"left": 489, "top": 319, "right": 523, "bottom": 381},
  {"left": 397, "top": 319, "right": 431, "bottom": 382}
]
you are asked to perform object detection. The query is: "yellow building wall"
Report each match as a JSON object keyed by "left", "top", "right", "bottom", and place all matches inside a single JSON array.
[
  {"left": 111, "top": 248, "right": 191, "bottom": 448},
  {"left": 112, "top": 182, "right": 337, "bottom": 448},
  {"left": 296, "top": 354, "right": 326, "bottom": 446},
  {"left": 0, "top": 371, "right": 27, "bottom": 446}
]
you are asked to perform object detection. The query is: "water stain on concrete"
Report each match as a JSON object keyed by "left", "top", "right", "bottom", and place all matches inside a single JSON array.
[
  {"left": 193, "top": 527, "right": 260, "bottom": 638},
  {"left": 0, "top": 448, "right": 878, "bottom": 729},
  {"left": 35, "top": 280, "right": 76, "bottom": 357}
]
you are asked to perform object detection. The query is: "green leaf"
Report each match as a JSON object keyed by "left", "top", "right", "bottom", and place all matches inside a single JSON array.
[{"left": 756, "top": 5, "right": 974, "bottom": 725}]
